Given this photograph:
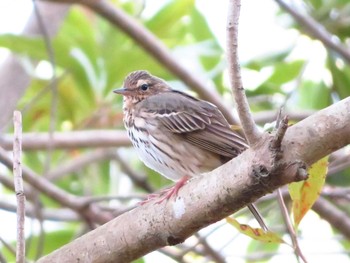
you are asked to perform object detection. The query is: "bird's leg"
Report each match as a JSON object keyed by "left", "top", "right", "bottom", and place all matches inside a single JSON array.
[
  {"left": 138, "top": 176, "right": 189, "bottom": 205},
  {"left": 155, "top": 176, "right": 189, "bottom": 204}
]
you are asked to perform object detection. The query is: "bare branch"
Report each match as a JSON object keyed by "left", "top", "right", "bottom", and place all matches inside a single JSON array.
[
  {"left": 13, "top": 111, "right": 26, "bottom": 263},
  {"left": 253, "top": 110, "right": 315, "bottom": 125},
  {"left": 226, "top": 0, "right": 261, "bottom": 145},
  {"left": 0, "top": 130, "right": 130, "bottom": 151},
  {"left": 40, "top": 0, "right": 238, "bottom": 124},
  {"left": 37, "top": 97, "right": 350, "bottom": 262},
  {"left": 0, "top": 200, "right": 79, "bottom": 222},
  {"left": 275, "top": 0, "right": 350, "bottom": 64},
  {"left": 276, "top": 189, "right": 308, "bottom": 263},
  {"left": 313, "top": 196, "right": 350, "bottom": 240},
  {"left": 0, "top": 147, "right": 112, "bottom": 225},
  {"left": 47, "top": 149, "right": 115, "bottom": 181}
]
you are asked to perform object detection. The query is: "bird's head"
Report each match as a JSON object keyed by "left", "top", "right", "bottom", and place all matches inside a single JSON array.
[{"left": 114, "top": 70, "right": 171, "bottom": 103}]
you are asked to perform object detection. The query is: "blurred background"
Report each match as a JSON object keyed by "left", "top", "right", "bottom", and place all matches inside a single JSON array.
[{"left": 0, "top": 0, "right": 350, "bottom": 262}]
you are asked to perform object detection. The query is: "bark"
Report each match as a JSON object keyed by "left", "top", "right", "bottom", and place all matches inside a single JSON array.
[{"left": 37, "top": 97, "right": 350, "bottom": 262}]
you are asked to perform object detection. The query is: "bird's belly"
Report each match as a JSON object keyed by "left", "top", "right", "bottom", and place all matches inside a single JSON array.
[{"left": 128, "top": 127, "right": 222, "bottom": 182}]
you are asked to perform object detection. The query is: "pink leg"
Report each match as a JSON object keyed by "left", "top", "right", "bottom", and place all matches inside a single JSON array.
[
  {"left": 155, "top": 176, "right": 189, "bottom": 204},
  {"left": 138, "top": 176, "right": 189, "bottom": 205}
]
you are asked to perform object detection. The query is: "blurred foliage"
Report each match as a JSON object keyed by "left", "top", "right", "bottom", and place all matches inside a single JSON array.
[{"left": 0, "top": 0, "right": 350, "bottom": 261}]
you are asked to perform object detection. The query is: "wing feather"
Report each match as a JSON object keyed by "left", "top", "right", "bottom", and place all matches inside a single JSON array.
[{"left": 139, "top": 91, "right": 248, "bottom": 158}]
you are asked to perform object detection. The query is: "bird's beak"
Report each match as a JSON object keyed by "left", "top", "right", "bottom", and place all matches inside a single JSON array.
[{"left": 113, "top": 88, "right": 130, "bottom": 96}]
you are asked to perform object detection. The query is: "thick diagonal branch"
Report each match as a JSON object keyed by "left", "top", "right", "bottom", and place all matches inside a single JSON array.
[{"left": 37, "top": 97, "right": 350, "bottom": 263}]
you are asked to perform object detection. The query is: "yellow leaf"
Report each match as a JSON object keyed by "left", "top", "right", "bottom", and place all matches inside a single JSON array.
[
  {"left": 226, "top": 217, "right": 285, "bottom": 243},
  {"left": 288, "top": 156, "right": 328, "bottom": 227}
]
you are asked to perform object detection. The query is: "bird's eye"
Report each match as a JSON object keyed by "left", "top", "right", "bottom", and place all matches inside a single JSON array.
[{"left": 140, "top": 83, "right": 149, "bottom": 91}]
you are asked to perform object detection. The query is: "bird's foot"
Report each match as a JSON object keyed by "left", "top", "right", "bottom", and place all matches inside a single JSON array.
[{"left": 138, "top": 176, "right": 189, "bottom": 205}]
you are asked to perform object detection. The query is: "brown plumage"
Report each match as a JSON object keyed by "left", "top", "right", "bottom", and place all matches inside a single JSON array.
[
  {"left": 114, "top": 70, "right": 267, "bottom": 230},
  {"left": 115, "top": 70, "right": 247, "bottom": 181}
]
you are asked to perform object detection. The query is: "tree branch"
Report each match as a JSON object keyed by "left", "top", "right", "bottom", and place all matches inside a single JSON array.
[
  {"left": 226, "top": 0, "right": 261, "bottom": 145},
  {"left": 13, "top": 111, "right": 26, "bottom": 263},
  {"left": 37, "top": 97, "right": 350, "bottom": 262},
  {"left": 0, "top": 147, "right": 112, "bottom": 225},
  {"left": 0, "top": 130, "right": 130, "bottom": 151},
  {"left": 275, "top": 0, "right": 350, "bottom": 64},
  {"left": 312, "top": 196, "right": 350, "bottom": 240},
  {"left": 40, "top": 0, "right": 238, "bottom": 124}
]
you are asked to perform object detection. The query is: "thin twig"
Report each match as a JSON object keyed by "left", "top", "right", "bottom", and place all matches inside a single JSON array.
[
  {"left": 276, "top": 189, "right": 308, "bottom": 263},
  {"left": 0, "top": 147, "right": 112, "bottom": 225},
  {"left": 13, "top": 111, "right": 26, "bottom": 263},
  {"left": 271, "top": 115, "right": 289, "bottom": 151},
  {"left": 275, "top": 0, "right": 350, "bottom": 64},
  {"left": 226, "top": 0, "right": 261, "bottom": 145}
]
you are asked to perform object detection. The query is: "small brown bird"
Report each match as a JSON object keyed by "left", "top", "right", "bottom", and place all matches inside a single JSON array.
[{"left": 114, "top": 70, "right": 267, "bottom": 230}]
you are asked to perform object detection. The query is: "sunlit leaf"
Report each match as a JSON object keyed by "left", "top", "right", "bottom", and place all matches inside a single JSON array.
[
  {"left": 289, "top": 156, "right": 329, "bottom": 226},
  {"left": 146, "top": 0, "right": 195, "bottom": 41},
  {"left": 267, "top": 60, "right": 305, "bottom": 85},
  {"left": 226, "top": 217, "right": 285, "bottom": 243},
  {"left": 297, "top": 80, "right": 331, "bottom": 110}
]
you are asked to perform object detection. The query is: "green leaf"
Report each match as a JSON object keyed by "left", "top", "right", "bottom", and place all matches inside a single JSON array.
[
  {"left": 289, "top": 156, "right": 329, "bottom": 227},
  {"left": 246, "top": 240, "right": 281, "bottom": 262},
  {"left": 297, "top": 80, "right": 331, "bottom": 109},
  {"left": 146, "top": 0, "right": 195, "bottom": 41},
  {"left": 0, "top": 34, "right": 46, "bottom": 59},
  {"left": 267, "top": 60, "right": 305, "bottom": 85}
]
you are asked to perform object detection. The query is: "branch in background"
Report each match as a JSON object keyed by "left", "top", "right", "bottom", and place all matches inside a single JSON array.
[
  {"left": 41, "top": 0, "right": 238, "bottom": 125},
  {"left": 47, "top": 149, "right": 115, "bottom": 181},
  {"left": 110, "top": 151, "right": 154, "bottom": 193},
  {"left": 226, "top": 0, "right": 261, "bottom": 145},
  {"left": 0, "top": 130, "right": 130, "bottom": 151},
  {"left": 276, "top": 189, "right": 307, "bottom": 263},
  {"left": 312, "top": 196, "right": 350, "bottom": 240},
  {"left": 328, "top": 155, "right": 350, "bottom": 176},
  {"left": 253, "top": 110, "right": 316, "bottom": 125},
  {"left": 36, "top": 97, "right": 350, "bottom": 262},
  {"left": 13, "top": 111, "right": 26, "bottom": 263},
  {"left": 275, "top": 0, "right": 350, "bottom": 65},
  {"left": 0, "top": 200, "right": 79, "bottom": 222},
  {"left": 0, "top": 147, "right": 112, "bottom": 225}
]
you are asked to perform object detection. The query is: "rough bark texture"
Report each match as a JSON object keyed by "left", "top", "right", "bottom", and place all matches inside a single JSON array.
[{"left": 37, "top": 98, "right": 350, "bottom": 262}]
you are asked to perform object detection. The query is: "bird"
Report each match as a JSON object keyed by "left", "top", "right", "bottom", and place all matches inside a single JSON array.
[{"left": 114, "top": 70, "right": 267, "bottom": 231}]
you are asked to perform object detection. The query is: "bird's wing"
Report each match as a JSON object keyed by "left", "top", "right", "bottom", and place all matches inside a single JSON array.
[{"left": 141, "top": 91, "right": 248, "bottom": 157}]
